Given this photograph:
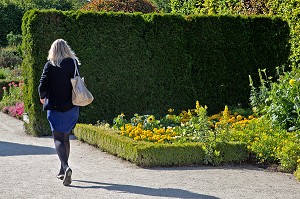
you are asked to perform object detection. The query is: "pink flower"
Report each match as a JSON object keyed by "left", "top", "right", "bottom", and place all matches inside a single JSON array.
[
  {"left": 8, "top": 106, "right": 16, "bottom": 117},
  {"left": 15, "top": 102, "right": 24, "bottom": 116},
  {"left": 2, "top": 87, "right": 6, "bottom": 90}
]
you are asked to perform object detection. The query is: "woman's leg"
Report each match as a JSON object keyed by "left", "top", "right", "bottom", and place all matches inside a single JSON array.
[
  {"left": 57, "top": 132, "right": 71, "bottom": 175},
  {"left": 53, "top": 131, "right": 71, "bottom": 172}
]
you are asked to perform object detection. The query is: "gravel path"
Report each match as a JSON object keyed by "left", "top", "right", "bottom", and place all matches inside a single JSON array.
[{"left": 0, "top": 112, "right": 299, "bottom": 199}]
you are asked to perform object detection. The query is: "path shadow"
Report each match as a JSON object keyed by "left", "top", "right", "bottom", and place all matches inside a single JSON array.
[
  {"left": 0, "top": 141, "right": 56, "bottom": 156},
  {"left": 71, "top": 180, "right": 219, "bottom": 199}
]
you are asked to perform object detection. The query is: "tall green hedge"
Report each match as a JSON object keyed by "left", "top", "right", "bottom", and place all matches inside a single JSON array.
[
  {"left": 188, "top": 15, "right": 290, "bottom": 109},
  {"left": 21, "top": 10, "right": 289, "bottom": 136}
]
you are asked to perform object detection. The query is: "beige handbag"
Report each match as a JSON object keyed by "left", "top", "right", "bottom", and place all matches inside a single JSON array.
[{"left": 71, "top": 59, "right": 94, "bottom": 106}]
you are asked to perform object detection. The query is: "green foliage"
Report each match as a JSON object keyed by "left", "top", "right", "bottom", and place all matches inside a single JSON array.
[
  {"left": 231, "top": 116, "right": 300, "bottom": 172},
  {"left": 113, "top": 113, "right": 128, "bottom": 129},
  {"left": 170, "top": 0, "right": 242, "bottom": 15},
  {"left": 74, "top": 123, "right": 248, "bottom": 166},
  {"left": 0, "top": 81, "right": 23, "bottom": 108},
  {"left": 149, "top": 0, "right": 171, "bottom": 12},
  {"left": 0, "top": 68, "right": 10, "bottom": 79},
  {"left": 170, "top": 0, "right": 300, "bottom": 66},
  {"left": 295, "top": 166, "right": 300, "bottom": 181},
  {"left": 0, "top": 0, "right": 89, "bottom": 10},
  {"left": 174, "top": 102, "right": 213, "bottom": 143},
  {"left": 22, "top": 10, "right": 289, "bottom": 136},
  {"left": 6, "top": 32, "right": 22, "bottom": 46},
  {"left": 81, "top": 0, "right": 158, "bottom": 13},
  {"left": 0, "top": 0, "right": 89, "bottom": 46},
  {"left": 249, "top": 66, "right": 300, "bottom": 131},
  {"left": 0, "top": 46, "right": 22, "bottom": 69},
  {"left": 0, "top": 2, "right": 23, "bottom": 46},
  {"left": 188, "top": 15, "right": 290, "bottom": 114}
]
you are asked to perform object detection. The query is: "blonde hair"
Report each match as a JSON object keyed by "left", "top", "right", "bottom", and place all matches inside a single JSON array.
[{"left": 47, "top": 39, "right": 80, "bottom": 67}]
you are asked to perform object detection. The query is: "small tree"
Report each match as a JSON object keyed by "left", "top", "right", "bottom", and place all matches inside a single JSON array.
[{"left": 81, "top": 0, "right": 158, "bottom": 13}]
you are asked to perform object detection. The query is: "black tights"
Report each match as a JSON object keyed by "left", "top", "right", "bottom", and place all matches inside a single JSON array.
[{"left": 53, "top": 131, "right": 70, "bottom": 174}]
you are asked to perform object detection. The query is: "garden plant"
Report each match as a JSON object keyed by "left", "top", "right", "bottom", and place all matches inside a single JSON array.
[{"left": 112, "top": 100, "right": 300, "bottom": 175}]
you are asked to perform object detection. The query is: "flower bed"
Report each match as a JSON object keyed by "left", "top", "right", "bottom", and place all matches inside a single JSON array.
[
  {"left": 0, "top": 81, "right": 24, "bottom": 119},
  {"left": 75, "top": 101, "right": 300, "bottom": 182},
  {"left": 74, "top": 124, "right": 248, "bottom": 167}
]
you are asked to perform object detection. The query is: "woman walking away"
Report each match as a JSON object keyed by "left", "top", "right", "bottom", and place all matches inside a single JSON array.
[{"left": 38, "top": 39, "right": 80, "bottom": 186}]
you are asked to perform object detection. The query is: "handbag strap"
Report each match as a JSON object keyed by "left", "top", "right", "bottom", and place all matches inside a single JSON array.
[{"left": 73, "top": 58, "right": 80, "bottom": 77}]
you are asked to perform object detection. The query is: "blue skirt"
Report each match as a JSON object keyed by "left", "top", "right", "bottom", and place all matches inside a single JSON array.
[{"left": 47, "top": 106, "right": 79, "bottom": 133}]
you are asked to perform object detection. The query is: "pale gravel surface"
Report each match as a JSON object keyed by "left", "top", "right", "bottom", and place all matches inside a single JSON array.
[{"left": 0, "top": 112, "right": 300, "bottom": 199}]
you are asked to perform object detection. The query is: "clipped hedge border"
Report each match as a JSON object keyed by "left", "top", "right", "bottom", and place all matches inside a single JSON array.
[{"left": 74, "top": 124, "right": 248, "bottom": 167}]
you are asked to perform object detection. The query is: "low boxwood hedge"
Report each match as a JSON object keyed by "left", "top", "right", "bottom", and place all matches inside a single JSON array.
[{"left": 74, "top": 124, "right": 248, "bottom": 167}]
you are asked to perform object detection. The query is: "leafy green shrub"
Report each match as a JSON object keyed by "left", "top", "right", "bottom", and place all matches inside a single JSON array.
[
  {"left": 230, "top": 116, "right": 300, "bottom": 172},
  {"left": 149, "top": 0, "right": 171, "bottom": 12},
  {"left": 0, "top": 67, "right": 9, "bottom": 79},
  {"left": 0, "top": 46, "right": 22, "bottom": 68},
  {"left": 0, "top": 2, "right": 23, "bottom": 46},
  {"left": 249, "top": 66, "right": 300, "bottom": 131},
  {"left": 81, "top": 0, "right": 158, "bottom": 13},
  {"left": 6, "top": 32, "right": 22, "bottom": 47}
]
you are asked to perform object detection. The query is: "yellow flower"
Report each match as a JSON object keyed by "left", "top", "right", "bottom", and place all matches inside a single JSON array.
[
  {"left": 223, "top": 105, "right": 229, "bottom": 118},
  {"left": 147, "top": 115, "right": 155, "bottom": 123},
  {"left": 120, "top": 113, "right": 125, "bottom": 117},
  {"left": 188, "top": 109, "right": 192, "bottom": 116},
  {"left": 237, "top": 115, "right": 243, "bottom": 121},
  {"left": 196, "top": 101, "right": 200, "bottom": 109},
  {"left": 168, "top": 108, "right": 174, "bottom": 113},
  {"left": 134, "top": 136, "right": 141, "bottom": 140},
  {"left": 289, "top": 79, "right": 296, "bottom": 87},
  {"left": 248, "top": 115, "right": 254, "bottom": 120}
]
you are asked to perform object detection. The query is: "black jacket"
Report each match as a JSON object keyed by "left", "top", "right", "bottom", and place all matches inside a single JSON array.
[{"left": 38, "top": 58, "right": 78, "bottom": 112}]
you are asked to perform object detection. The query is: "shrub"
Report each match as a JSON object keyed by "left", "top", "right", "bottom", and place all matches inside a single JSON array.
[
  {"left": 0, "top": 67, "right": 10, "bottom": 79},
  {"left": 0, "top": 46, "right": 22, "bottom": 69},
  {"left": 74, "top": 123, "right": 248, "bottom": 166},
  {"left": 149, "top": 0, "right": 171, "bottom": 12},
  {"left": 0, "top": 2, "right": 23, "bottom": 46},
  {"left": 249, "top": 66, "right": 300, "bottom": 131},
  {"left": 81, "top": 0, "right": 158, "bottom": 13}
]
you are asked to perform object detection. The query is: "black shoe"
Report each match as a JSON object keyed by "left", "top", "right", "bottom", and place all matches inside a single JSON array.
[
  {"left": 63, "top": 167, "right": 72, "bottom": 186},
  {"left": 56, "top": 174, "right": 64, "bottom": 180}
]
